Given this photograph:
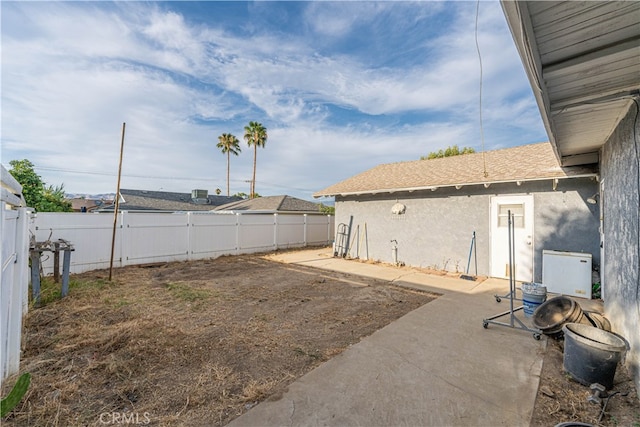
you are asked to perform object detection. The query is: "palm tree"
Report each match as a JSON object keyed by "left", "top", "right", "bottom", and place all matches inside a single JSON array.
[
  {"left": 243, "top": 121, "right": 267, "bottom": 199},
  {"left": 217, "top": 133, "right": 241, "bottom": 196}
]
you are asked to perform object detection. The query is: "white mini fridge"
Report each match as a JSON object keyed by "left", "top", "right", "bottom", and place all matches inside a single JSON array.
[{"left": 542, "top": 250, "right": 592, "bottom": 298}]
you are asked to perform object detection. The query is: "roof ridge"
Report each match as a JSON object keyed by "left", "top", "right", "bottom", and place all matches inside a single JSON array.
[
  {"left": 359, "top": 141, "right": 550, "bottom": 170},
  {"left": 412, "top": 141, "right": 550, "bottom": 165},
  {"left": 275, "top": 195, "right": 286, "bottom": 211}
]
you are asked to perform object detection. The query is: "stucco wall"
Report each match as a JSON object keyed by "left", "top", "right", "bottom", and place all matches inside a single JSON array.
[
  {"left": 600, "top": 102, "right": 640, "bottom": 394},
  {"left": 533, "top": 178, "right": 601, "bottom": 281},
  {"left": 335, "top": 188, "right": 492, "bottom": 275},
  {"left": 334, "top": 178, "right": 599, "bottom": 281}
]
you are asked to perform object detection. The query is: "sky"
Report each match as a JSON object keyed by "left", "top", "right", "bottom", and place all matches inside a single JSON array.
[{"left": 1, "top": 0, "right": 547, "bottom": 201}]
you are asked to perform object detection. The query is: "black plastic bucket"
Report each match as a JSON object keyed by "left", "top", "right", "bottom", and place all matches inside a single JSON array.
[
  {"left": 584, "top": 311, "right": 611, "bottom": 331},
  {"left": 562, "top": 323, "right": 627, "bottom": 389},
  {"left": 533, "top": 296, "right": 585, "bottom": 337},
  {"left": 554, "top": 423, "right": 594, "bottom": 427}
]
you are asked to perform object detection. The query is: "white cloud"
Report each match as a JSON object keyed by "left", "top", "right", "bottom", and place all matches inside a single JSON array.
[{"left": 1, "top": 1, "right": 546, "bottom": 200}]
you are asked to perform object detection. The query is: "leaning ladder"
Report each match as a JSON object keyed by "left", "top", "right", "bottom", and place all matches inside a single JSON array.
[{"left": 334, "top": 216, "right": 353, "bottom": 258}]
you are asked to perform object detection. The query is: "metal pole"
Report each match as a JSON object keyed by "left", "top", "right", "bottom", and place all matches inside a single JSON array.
[
  {"left": 508, "top": 210, "right": 514, "bottom": 326},
  {"left": 344, "top": 215, "right": 353, "bottom": 258},
  {"left": 364, "top": 222, "right": 369, "bottom": 261},
  {"left": 109, "top": 122, "right": 126, "bottom": 281},
  {"left": 61, "top": 249, "right": 71, "bottom": 297},
  {"left": 30, "top": 251, "right": 41, "bottom": 306},
  {"left": 473, "top": 231, "right": 478, "bottom": 276}
]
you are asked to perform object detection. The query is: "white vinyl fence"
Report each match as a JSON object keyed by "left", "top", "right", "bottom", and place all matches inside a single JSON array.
[
  {"left": 1, "top": 166, "right": 30, "bottom": 382},
  {"left": 32, "top": 211, "right": 334, "bottom": 275}
]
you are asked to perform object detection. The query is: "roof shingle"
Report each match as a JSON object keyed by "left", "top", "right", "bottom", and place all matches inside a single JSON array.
[
  {"left": 214, "top": 195, "right": 322, "bottom": 212},
  {"left": 100, "top": 189, "right": 241, "bottom": 211},
  {"left": 314, "top": 142, "right": 597, "bottom": 197}
]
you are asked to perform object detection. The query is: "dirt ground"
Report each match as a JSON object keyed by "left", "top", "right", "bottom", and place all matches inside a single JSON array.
[
  {"left": 2, "top": 250, "right": 638, "bottom": 426},
  {"left": 530, "top": 336, "right": 640, "bottom": 426},
  {"left": 1, "top": 252, "right": 438, "bottom": 426}
]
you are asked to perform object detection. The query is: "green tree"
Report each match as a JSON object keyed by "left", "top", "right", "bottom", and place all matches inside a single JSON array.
[
  {"left": 319, "top": 203, "right": 335, "bottom": 215},
  {"left": 8, "top": 159, "right": 72, "bottom": 212},
  {"left": 421, "top": 145, "right": 475, "bottom": 160},
  {"left": 216, "top": 133, "right": 241, "bottom": 196},
  {"left": 243, "top": 121, "right": 268, "bottom": 199},
  {"left": 232, "top": 192, "right": 260, "bottom": 199}
]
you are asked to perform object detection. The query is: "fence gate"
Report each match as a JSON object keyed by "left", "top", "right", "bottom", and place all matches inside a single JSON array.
[{"left": 1, "top": 165, "right": 30, "bottom": 381}]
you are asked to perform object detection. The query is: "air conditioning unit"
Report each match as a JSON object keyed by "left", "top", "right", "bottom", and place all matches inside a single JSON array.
[{"left": 191, "top": 189, "right": 208, "bottom": 199}]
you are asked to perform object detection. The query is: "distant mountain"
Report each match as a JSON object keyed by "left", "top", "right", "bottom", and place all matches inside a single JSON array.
[{"left": 66, "top": 193, "right": 115, "bottom": 200}]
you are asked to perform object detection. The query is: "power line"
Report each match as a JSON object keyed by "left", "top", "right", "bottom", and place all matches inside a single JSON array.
[
  {"left": 475, "top": 0, "right": 489, "bottom": 178},
  {"left": 35, "top": 166, "right": 205, "bottom": 181},
  {"left": 33, "top": 166, "right": 318, "bottom": 193}
]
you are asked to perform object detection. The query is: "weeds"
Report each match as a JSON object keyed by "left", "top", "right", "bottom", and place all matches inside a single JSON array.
[
  {"left": 293, "top": 347, "right": 321, "bottom": 360},
  {"left": 31, "top": 276, "right": 116, "bottom": 307},
  {"left": 1, "top": 373, "right": 30, "bottom": 417},
  {"left": 30, "top": 277, "right": 61, "bottom": 307},
  {"left": 166, "top": 282, "right": 211, "bottom": 304}
]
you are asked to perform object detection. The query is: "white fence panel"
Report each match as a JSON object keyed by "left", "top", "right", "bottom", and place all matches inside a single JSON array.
[
  {"left": 276, "top": 214, "right": 306, "bottom": 248},
  {"left": 237, "top": 214, "right": 277, "bottom": 253},
  {"left": 1, "top": 209, "right": 20, "bottom": 381},
  {"left": 307, "top": 215, "right": 333, "bottom": 245},
  {"left": 1, "top": 163, "right": 29, "bottom": 381},
  {"left": 33, "top": 212, "right": 122, "bottom": 274},
  {"left": 189, "top": 212, "right": 238, "bottom": 260},
  {"left": 31, "top": 212, "right": 333, "bottom": 275},
  {"left": 123, "top": 213, "right": 189, "bottom": 265}
]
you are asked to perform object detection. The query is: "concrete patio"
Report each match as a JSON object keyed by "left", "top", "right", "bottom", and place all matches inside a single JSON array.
[{"left": 228, "top": 247, "right": 547, "bottom": 427}]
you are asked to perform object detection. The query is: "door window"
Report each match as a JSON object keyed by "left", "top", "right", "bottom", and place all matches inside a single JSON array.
[{"left": 498, "top": 204, "right": 524, "bottom": 228}]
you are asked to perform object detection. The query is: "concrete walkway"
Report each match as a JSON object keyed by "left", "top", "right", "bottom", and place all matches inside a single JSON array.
[{"left": 229, "top": 248, "right": 546, "bottom": 427}]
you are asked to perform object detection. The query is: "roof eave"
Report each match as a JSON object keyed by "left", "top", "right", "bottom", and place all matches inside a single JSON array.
[
  {"left": 314, "top": 173, "right": 599, "bottom": 198},
  {"left": 500, "top": 1, "right": 561, "bottom": 163}
]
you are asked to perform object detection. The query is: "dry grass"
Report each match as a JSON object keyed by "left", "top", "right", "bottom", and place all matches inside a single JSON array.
[{"left": 2, "top": 254, "right": 437, "bottom": 426}]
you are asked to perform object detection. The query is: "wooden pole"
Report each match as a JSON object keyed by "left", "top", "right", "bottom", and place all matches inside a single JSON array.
[
  {"left": 364, "top": 222, "right": 369, "bottom": 261},
  {"left": 109, "top": 123, "right": 126, "bottom": 281},
  {"left": 53, "top": 241, "right": 60, "bottom": 283}
]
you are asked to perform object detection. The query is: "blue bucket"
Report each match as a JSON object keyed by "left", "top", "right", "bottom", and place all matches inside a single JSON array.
[{"left": 522, "top": 283, "right": 547, "bottom": 317}]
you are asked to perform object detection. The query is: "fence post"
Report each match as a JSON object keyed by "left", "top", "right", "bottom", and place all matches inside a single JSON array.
[
  {"left": 17, "top": 208, "right": 30, "bottom": 315},
  {"left": 303, "top": 214, "right": 308, "bottom": 246},
  {"left": 120, "top": 211, "right": 126, "bottom": 267},
  {"left": 187, "top": 212, "right": 192, "bottom": 261},
  {"left": 235, "top": 213, "right": 240, "bottom": 255},
  {"left": 273, "top": 213, "right": 278, "bottom": 250}
]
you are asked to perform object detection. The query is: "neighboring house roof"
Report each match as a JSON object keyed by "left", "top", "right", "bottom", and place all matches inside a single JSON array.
[
  {"left": 99, "top": 189, "right": 241, "bottom": 211},
  {"left": 213, "top": 195, "right": 322, "bottom": 213},
  {"left": 314, "top": 142, "right": 598, "bottom": 198},
  {"left": 68, "top": 198, "right": 110, "bottom": 212}
]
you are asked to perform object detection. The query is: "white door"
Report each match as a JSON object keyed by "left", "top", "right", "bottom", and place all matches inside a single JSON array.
[{"left": 490, "top": 195, "right": 534, "bottom": 281}]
